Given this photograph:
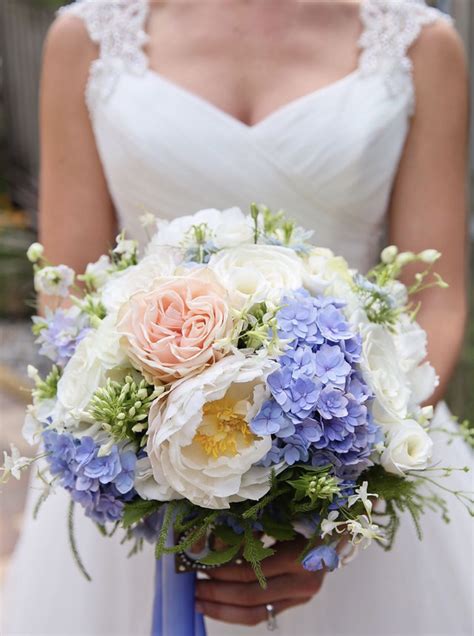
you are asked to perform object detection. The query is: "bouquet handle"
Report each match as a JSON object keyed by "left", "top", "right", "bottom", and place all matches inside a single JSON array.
[{"left": 151, "top": 532, "right": 206, "bottom": 636}]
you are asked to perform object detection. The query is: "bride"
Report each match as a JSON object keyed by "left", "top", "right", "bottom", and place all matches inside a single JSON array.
[{"left": 2, "top": 0, "right": 472, "bottom": 634}]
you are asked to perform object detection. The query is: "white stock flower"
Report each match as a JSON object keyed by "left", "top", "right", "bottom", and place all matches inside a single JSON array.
[
  {"left": 407, "top": 362, "right": 438, "bottom": 406},
  {"left": 27, "top": 242, "right": 44, "bottom": 263},
  {"left": 113, "top": 236, "right": 137, "bottom": 260},
  {"left": 393, "top": 316, "right": 428, "bottom": 373},
  {"left": 84, "top": 255, "right": 111, "bottom": 289},
  {"left": 381, "top": 420, "right": 433, "bottom": 475},
  {"left": 146, "top": 354, "right": 277, "bottom": 509},
  {"left": 34, "top": 265, "right": 75, "bottom": 297},
  {"left": 147, "top": 207, "right": 253, "bottom": 253},
  {"left": 209, "top": 244, "right": 304, "bottom": 309},
  {"left": 360, "top": 324, "right": 411, "bottom": 426}
]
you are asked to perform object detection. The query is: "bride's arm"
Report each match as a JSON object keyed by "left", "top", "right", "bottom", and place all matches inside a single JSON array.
[
  {"left": 39, "top": 16, "right": 116, "bottom": 274},
  {"left": 388, "top": 20, "right": 469, "bottom": 404}
]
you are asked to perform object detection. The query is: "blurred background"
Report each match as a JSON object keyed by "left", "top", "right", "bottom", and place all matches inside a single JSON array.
[{"left": 0, "top": 0, "right": 472, "bottom": 584}]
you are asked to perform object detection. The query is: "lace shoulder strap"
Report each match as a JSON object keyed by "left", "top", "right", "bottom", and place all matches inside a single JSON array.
[
  {"left": 58, "top": 0, "right": 150, "bottom": 111},
  {"left": 359, "top": 0, "right": 453, "bottom": 110}
]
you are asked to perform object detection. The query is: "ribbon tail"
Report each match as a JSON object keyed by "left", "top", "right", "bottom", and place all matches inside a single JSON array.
[{"left": 151, "top": 534, "right": 206, "bottom": 636}]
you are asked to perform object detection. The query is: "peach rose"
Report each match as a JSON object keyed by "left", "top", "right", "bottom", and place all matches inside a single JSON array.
[{"left": 117, "top": 269, "right": 231, "bottom": 383}]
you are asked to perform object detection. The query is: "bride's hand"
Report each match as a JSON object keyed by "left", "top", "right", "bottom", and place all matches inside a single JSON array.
[{"left": 195, "top": 538, "right": 325, "bottom": 626}]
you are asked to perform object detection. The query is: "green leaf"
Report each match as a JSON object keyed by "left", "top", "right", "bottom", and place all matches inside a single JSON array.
[
  {"left": 261, "top": 514, "right": 296, "bottom": 542},
  {"left": 123, "top": 500, "right": 162, "bottom": 528},
  {"left": 242, "top": 526, "right": 274, "bottom": 588},
  {"left": 213, "top": 524, "right": 244, "bottom": 546},
  {"left": 198, "top": 543, "right": 242, "bottom": 566}
]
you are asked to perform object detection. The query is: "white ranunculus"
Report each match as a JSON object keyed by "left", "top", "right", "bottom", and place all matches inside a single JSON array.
[
  {"left": 147, "top": 207, "right": 253, "bottom": 253},
  {"left": 53, "top": 315, "right": 127, "bottom": 428},
  {"left": 101, "top": 250, "right": 181, "bottom": 316},
  {"left": 381, "top": 420, "right": 433, "bottom": 475},
  {"left": 146, "top": 354, "right": 277, "bottom": 509},
  {"left": 360, "top": 324, "right": 411, "bottom": 426},
  {"left": 208, "top": 244, "right": 304, "bottom": 308}
]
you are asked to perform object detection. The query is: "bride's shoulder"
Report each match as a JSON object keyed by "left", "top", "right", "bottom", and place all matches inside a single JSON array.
[{"left": 411, "top": 17, "right": 468, "bottom": 96}]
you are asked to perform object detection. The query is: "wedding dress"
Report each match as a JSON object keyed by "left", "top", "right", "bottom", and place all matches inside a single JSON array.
[{"left": 2, "top": 1, "right": 473, "bottom": 634}]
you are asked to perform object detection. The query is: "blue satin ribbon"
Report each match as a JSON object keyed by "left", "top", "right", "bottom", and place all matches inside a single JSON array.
[{"left": 151, "top": 531, "right": 207, "bottom": 636}]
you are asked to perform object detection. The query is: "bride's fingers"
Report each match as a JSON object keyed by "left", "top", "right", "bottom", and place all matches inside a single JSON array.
[
  {"left": 195, "top": 573, "right": 323, "bottom": 607},
  {"left": 206, "top": 540, "right": 307, "bottom": 582},
  {"left": 195, "top": 597, "right": 310, "bottom": 626}
]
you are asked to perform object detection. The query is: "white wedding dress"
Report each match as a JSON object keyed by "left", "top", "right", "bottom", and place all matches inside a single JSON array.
[{"left": 2, "top": 1, "right": 473, "bottom": 634}]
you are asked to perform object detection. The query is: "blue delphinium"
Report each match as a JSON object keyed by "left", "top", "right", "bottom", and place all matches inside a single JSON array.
[
  {"left": 302, "top": 545, "right": 339, "bottom": 572},
  {"left": 251, "top": 289, "right": 380, "bottom": 479},
  {"left": 43, "top": 430, "right": 137, "bottom": 524},
  {"left": 33, "top": 309, "right": 91, "bottom": 367}
]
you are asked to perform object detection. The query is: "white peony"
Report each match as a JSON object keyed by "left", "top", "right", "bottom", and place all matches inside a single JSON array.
[
  {"left": 147, "top": 207, "right": 253, "bottom": 253},
  {"left": 208, "top": 244, "right": 304, "bottom": 309},
  {"left": 53, "top": 315, "right": 127, "bottom": 428},
  {"left": 146, "top": 354, "right": 277, "bottom": 509},
  {"left": 381, "top": 420, "right": 433, "bottom": 475},
  {"left": 360, "top": 324, "right": 411, "bottom": 427}
]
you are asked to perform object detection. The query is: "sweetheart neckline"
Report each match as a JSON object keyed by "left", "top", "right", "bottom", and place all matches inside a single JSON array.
[{"left": 142, "top": 67, "right": 362, "bottom": 131}]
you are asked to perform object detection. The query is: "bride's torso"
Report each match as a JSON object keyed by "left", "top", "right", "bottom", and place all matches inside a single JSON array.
[{"left": 62, "top": 0, "right": 450, "bottom": 273}]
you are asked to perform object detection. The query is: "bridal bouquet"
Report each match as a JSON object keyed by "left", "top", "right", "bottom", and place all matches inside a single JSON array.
[{"left": 3, "top": 204, "right": 471, "bottom": 584}]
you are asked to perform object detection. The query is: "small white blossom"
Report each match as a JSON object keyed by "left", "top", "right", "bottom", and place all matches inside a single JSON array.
[
  {"left": 1, "top": 444, "right": 31, "bottom": 482},
  {"left": 139, "top": 212, "right": 156, "bottom": 229},
  {"left": 27, "top": 242, "right": 44, "bottom": 263},
  {"left": 347, "top": 515, "right": 383, "bottom": 548},
  {"left": 395, "top": 251, "right": 416, "bottom": 267},
  {"left": 113, "top": 235, "right": 138, "bottom": 260},
  {"left": 381, "top": 245, "right": 398, "bottom": 264},
  {"left": 83, "top": 255, "right": 111, "bottom": 289},
  {"left": 419, "top": 249, "right": 441, "bottom": 264},
  {"left": 34, "top": 265, "right": 75, "bottom": 297},
  {"left": 321, "top": 511, "right": 345, "bottom": 539},
  {"left": 348, "top": 481, "right": 378, "bottom": 517}
]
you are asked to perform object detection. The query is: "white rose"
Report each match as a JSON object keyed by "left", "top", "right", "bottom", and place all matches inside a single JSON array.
[
  {"left": 209, "top": 244, "right": 304, "bottom": 309},
  {"left": 146, "top": 354, "right": 277, "bottom": 509},
  {"left": 360, "top": 324, "right": 411, "bottom": 426},
  {"left": 101, "top": 250, "right": 181, "bottom": 316},
  {"left": 381, "top": 420, "right": 433, "bottom": 475},
  {"left": 53, "top": 315, "right": 127, "bottom": 427},
  {"left": 147, "top": 207, "right": 253, "bottom": 253}
]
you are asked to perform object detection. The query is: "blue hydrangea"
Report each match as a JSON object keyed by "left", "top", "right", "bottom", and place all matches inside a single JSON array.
[
  {"left": 251, "top": 289, "right": 380, "bottom": 478},
  {"left": 43, "top": 430, "right": 137, "bottom": 524},
  {"left": 33, "top": 309, "right": 91, "bottom": 367}
]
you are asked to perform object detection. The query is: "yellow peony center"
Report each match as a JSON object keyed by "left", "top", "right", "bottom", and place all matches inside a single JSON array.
[{"left": 194, "top": 398, "right": 256, "bottom": 458}]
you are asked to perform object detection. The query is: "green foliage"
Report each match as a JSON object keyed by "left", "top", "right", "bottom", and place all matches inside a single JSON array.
[
  {"left": 32, "top": 365, "right": 61, "bottom": 401},
  {"left": 198, "top": 543, "right": 242, "bottom": 567},
  {"left": 122, "top": 499, "right": 163, "bottom": 528},
  {"left": 242, "top": 524, "right": 274, "bottom": 588}
]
